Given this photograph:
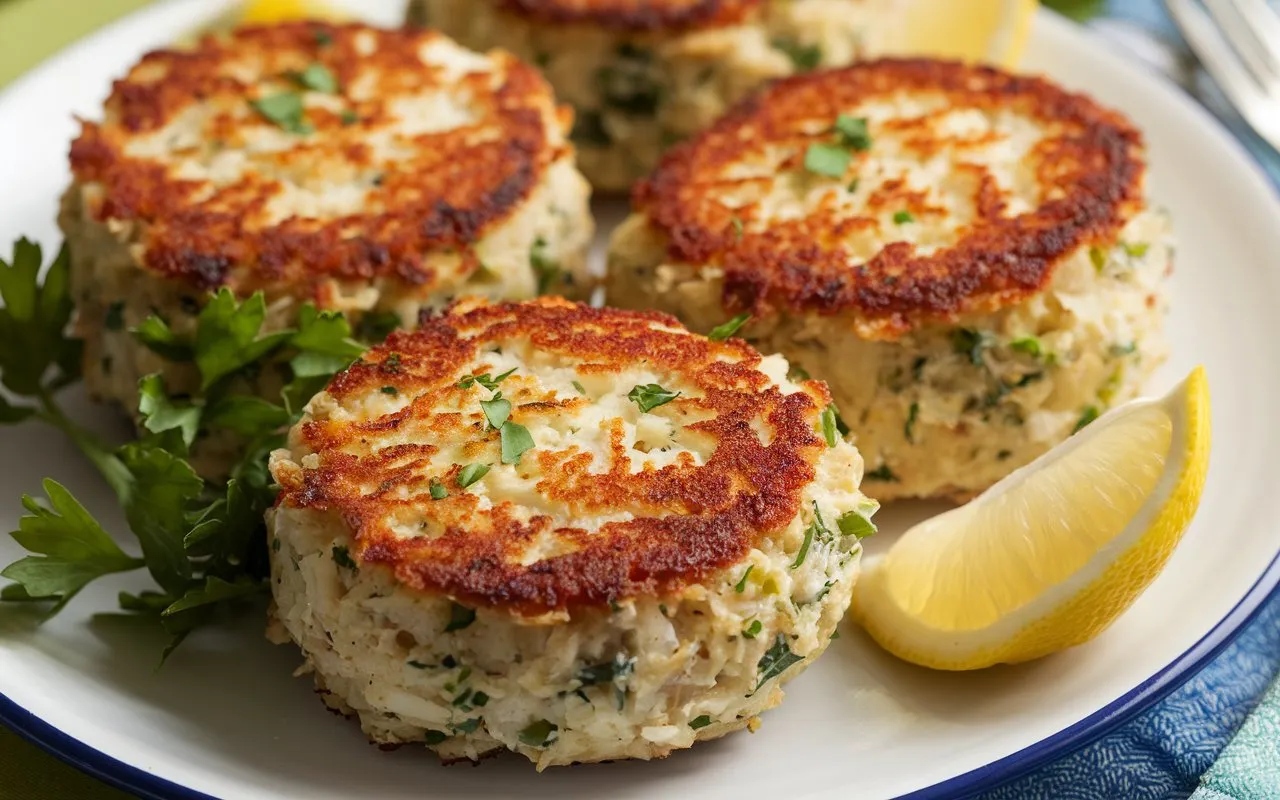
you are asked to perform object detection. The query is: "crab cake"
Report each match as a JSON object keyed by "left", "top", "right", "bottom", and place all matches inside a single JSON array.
[
  {"left": 607, "top": 59, "right": 1172, "bottom": 503},
  {"left": 409, "top": 0, "right": 904, "bottom": 191},
  {"left": 61, "top": 21, "right": 593, "bottom": 472},
  {"left": 266, "top": 296, "right": 875, "bottom": 768}
]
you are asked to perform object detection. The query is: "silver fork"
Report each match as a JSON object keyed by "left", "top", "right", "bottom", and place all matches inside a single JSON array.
[{"left": 1165, "top": 0, "right": 1280, "bottom": 151}]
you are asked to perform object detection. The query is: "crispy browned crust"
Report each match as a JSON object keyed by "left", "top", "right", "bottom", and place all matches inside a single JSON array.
[
  {"left": 497, "top": 0, "right": 760, "bottom": 31},
  {"left": 633, "top": 59, "right": 1147, "bottom": 339},
  {"left": 274, "top": 297, "right": 829, "bottom": 614},
  {"left": 68, "top": 22, "right": 564, "bottom": 299}
]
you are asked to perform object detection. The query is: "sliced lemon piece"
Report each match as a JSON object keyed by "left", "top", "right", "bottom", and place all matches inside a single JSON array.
[
  {"left": 851, "top": 367, "right": 1211, "bottom": 670},
  {"left": 891, "top": 0, "right": 1039, "bottom": 69}
]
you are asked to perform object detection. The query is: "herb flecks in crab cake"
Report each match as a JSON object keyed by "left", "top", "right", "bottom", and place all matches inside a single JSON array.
[
  {"left": 266, "top": 296, "right": 875, "bottom": 768},
  {"left": 607, "top": 58, "right": 1173, "bottom": 502},
  {"left": 60, "top": 21, "right": 593, "bottom": 476},
  {"left": 410, "top": 0, "right": 906, "bottom": 191}
]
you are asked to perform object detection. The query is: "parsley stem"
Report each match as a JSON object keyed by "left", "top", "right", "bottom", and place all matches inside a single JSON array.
[{"left": 35, "top": 387, "right": 132, "bottom": 499}]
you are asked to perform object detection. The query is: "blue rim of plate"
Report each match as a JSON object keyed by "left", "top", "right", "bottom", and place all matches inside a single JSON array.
[{"left": 2, "top": 4, "right": 1280, "bottom": 800}]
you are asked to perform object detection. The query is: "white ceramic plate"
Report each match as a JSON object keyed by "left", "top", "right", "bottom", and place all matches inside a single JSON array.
[{"left": 2, "top": 2, "right": 1279, "bottom": 798}]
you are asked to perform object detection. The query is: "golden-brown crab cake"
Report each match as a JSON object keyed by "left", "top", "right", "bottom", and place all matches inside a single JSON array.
[
  {"left": 607, "top": 59, "right": 1172, "bottom": 503},
  {"left": 61, "top": 21, "right": 594, "bottom": 473},
  {"left": 409, "top": 0, "right": 905, "bottom": 191},
  {"left": 266, "top": 297, "right": 875, "bottom": 768}
]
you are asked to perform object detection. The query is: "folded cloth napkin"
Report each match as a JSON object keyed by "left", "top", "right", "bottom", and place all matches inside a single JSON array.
[{"left": 1192, "top": 675, "right": 1280, "bottom": 800}]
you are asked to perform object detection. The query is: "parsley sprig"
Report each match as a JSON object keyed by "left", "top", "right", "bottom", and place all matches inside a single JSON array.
[{"left": 0, "top": 240, "right": 366, "bottom": 657}]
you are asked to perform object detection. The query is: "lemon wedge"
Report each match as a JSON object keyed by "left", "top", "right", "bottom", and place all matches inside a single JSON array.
[
  {"left": 851, "top": 366, "right": 1211, "bottom": 670},
  {"left": 239, "top": 0, "right": 344, "bottom": 24},
  {"left": 891, "top": 0, "right": 1039, "bottom": 69}
]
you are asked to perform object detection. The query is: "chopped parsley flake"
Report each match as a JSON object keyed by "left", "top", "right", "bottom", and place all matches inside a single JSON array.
[
  {"left": 1090, "top": 247, "right": 1108, "bottom": 273},
  {"left": 837, "top": 501, "right": 879, "bottom": 540},
  {"left": 1010, "top": 336, "right": 1043, "bottom": 357},
  {"left": 331, "top": 545, "right": 357, "bottom": 571},
  {"left": 952, "top": 329, "right": 994, "bottom": 366},
  {"left": 382, "top": 352, "right": 402, "bottom": 373},
  {"left": 500, "top": 421, "right": 535, "bottom": 465},
  {"left": 457, "top": 463, "right": 490, "bottom": 488},
  {"left": 444, "top": 602, "right": 476, "bottom": 632},
  {"left": 295, "top": 63, "right": 338, "bottom": 94},
  {"left": 314, "top": 29, "right": 334, "bottom": 47},
  {"left": 835, "top": 115, "right": 873, "bottom": 151},
  {"left": 866, "top": 463, "right": 899, "bottom": 482},
  {"left": 1123, "top": 242, "right": 1150, "bottom": 258},
  {"left": 772, "top": 38, "right": 823, "bottom": 71},
  {"left": 530, "top": 237, "right": 560, "bottom": 295},
  {"left": 628, "top": 383, "right": 680, "bottom": 412},
  {"left": 340, "top": 109, "right": 359, "bottom": 126},
  {"left": 904, "top": 401, "right": 919, "bottom": 443},
  {"left": 743, "top": 619, "right": 763, "bottom": 639},
  {"left": 408, "top": 660, "right": 431, "bottom": 669},
  {"left": 689, "top": 715, "right": 713, "bottom": 730},
  {"left": 451, "top": 718, "right": 481, "bottom": 734},
  {"left": 1073, "top": 405, "right": 1100, "bottom": 434},
  {"left": 731, "top": 216, "right": 744, "bottom": 240},
  {"left": 1109, "top": 342, "right": 1137, "bottom": 357},
  {"left": 458, "top": 368, "right": 515, "bottom": 390},
  {"left": 734, "top": 565, "right": 754, "bottom": 593},
  {"left": 893, "top": 210, "right": 915, "bottom": 225},
  {"left": 847, "top": 179, "right": 860, "bottom": 193},
  {"left": 519, "top": 719, "right": 558, "bottom": 747},
  {"left": 423, "top": 730, "right": 448, "bottom": 745},
  {"left": 820, "top": 404, "right": 840, "bottom": 447},
  {"left": 251, "top": 92, "right": 311, "bottom": 134},
  {"left": 708, "top": 312, "right": 751, "bottom": 341},
  {"left": 472, "top": 691, "right": 489, "bottom": 707},
  {"left": 804, "top": 143, "right": 851, "bottom": 178},
  {"left": 481, "top": 393, "right": 512, "bottom": 429},
  {"left": 380, "top": 385, "right": 398, "bottom": 395},
  {"left": 105, "top": 301, "right": 126, "bottom": 331},
  {"left": 571, "top": 380, "right": 587, "bottom": 396},
  {"left": 429, "top": 480, "right": 447, "bottom": 500},
  {"left": 792, "top": 504, "right": 830, "bottom": 569},
  {"left": 756, "top": 634, "right": 804, "bottom": 690}
]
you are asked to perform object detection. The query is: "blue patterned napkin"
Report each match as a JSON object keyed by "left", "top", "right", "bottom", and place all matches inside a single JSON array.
[{"left": 981, "top": 3, "right": 1280, "bottom": 799}]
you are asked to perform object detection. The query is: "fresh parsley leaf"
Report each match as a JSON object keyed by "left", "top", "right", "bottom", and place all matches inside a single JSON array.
[
  {"left": 295, "top": 63, "right": 338, "bottom": 94},
  {"left": 708, "top": 312, "right": 751, "bottom": 341},
  {"left": 734, "top": 565, "right": 753, "bottom": 593},
  {"left": 500, "top": 421, "right": 535, "bottom": 465},
  {"left": 118, "top": 443, "right": 200, "bottom": 595},
  {"left": 481, "top": 395, "right": 512, "bottom": 429},
  {"left": 202, "top": 395, "right": 290, "bottom": 439},
  {"left": 131, "top": 315, "right": 192, "bottom": 362},
  {"left": 457, "top": 463, "right": 490, "bottom": 488},
  {"left": 893, "top": 210, "right": 915, "bottom": 225},
  {"left": 137, "top": 374, "right": 202, "bottom": 448},
  {"left": 519, "top": 719, "right": 557, "bottom": 747},
  {"left": 195, "top": 289, "right": 293, "bottom": 389},
  {"left": 1, "top": 479, "right": 144, "bottom": 613},
  {"left": 689, "top": 715, "right": 713, "bottom": 730},
  {"left": 628, "top": 384, "right": 680, "bottom": 412},
  {"left": 0, "top": 396, "right": 35, "bottom": 424},
  {"left": 0, "top": 239, "right": 79, "bottom": 396},
  {"left": 756, "top": 634, "right": 804, "bottom": 690},
  {"left": 355, "top": 311, "right": 401, "bottom": 343},
  {"left": 161, "top": 575, "right": 261, "bottom": 618},
  {"left": 772, "top": 38, "right": 822, "bottom": 71},
  {"left": 820, "top": 405, "right": 839, "bottom": 447},
  {"left": 289, "top": 304, "right": 365, "bottom": 378},
  {"left": 530, "top": 237, "right": 560, "bottom": 295},
  {"left": 458, "top": 368, "right": 515, "bottom": 391},
  {"left": 834, "top": 115, "right": 872, "bottom": 151},
  {"left": 804, "top": 143, "right": 851, "bottom": 179},
  {"left": 251, "top": 92, "right": 311, "bottom": 134},
  {"left": 332, "top": 545, "right": 358, "bottom": 571},
  {"left": 743, "top": 619, "right": 763, "bottom": 639},
  {"left": 444, "top": 602, "right": 476, "bottom": 632}
]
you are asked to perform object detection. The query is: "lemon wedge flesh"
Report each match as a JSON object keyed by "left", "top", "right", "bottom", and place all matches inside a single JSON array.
[
  {"left": 891, "top": 0, "right": 1038, "bottom": 69},
  {"left": 852, "top": 367, "right": 1211, "bottom": 670}
]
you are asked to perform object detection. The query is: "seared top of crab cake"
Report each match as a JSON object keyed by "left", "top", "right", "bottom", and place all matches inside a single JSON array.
[
  {"left": 270, "top": 296, "right": 867, "bottom": 614},
  {"left": 632, "top": 58, "right": 1148, "bottom": 339},
  {"left": 68, "top": 22, "right": 575, "bottom": 301},
  {"left": 493, "top": 0, "right": 761, "bottom": 31}
]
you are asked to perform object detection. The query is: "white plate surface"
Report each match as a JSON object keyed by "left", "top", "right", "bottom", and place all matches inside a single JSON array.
[{"left": 1, "top": 2, "right": 1279, "bottom": 798}]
